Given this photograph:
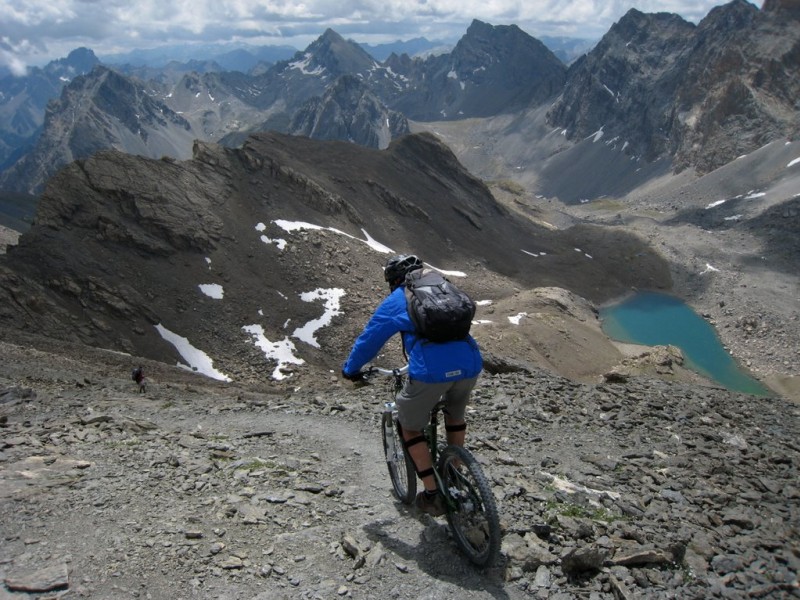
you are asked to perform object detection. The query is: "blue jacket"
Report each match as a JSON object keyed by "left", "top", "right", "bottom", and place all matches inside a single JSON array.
[{"left": 342, "top": 286, "right": 483, "bottom": 383}]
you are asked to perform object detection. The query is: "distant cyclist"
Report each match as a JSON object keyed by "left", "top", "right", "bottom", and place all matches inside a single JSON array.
[
  {"left": 132, "top": 365, "right": 146, "bottom": 394},
  {"left": 342, "top": 254, "right": 483, "bottom": 516}
]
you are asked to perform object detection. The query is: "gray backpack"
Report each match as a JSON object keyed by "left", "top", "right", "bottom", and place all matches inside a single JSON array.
[{"left": 404, "top": 269, "right": 475, "bottom": 343}]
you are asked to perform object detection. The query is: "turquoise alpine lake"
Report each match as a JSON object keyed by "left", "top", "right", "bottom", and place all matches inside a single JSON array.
[{"left": 599, "top": 291, "right": 770, "bottom": 396}]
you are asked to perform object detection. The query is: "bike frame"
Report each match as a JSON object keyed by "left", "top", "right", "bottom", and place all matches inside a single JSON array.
[
  {"left": 372, "top": 365, "right": 456, "bottom": 511},
  {"left": 422, "top": 401, "right": 457, "bottom": 510},
  {"left": 366, "top": 364, "right": 501, "bottom": 567}
]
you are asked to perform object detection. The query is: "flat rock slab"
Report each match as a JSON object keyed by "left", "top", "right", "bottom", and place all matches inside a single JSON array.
[{"left": 4, "top": 562, "right": 69, "bottom": 592}]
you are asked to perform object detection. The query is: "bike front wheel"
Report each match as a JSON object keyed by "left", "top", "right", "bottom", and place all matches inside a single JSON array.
[
  {"left": 381, "top": 411, "right": 416, "bottom": 504},
  {"left": 438, "top": 445, "right": 501, "bottom": 567}
]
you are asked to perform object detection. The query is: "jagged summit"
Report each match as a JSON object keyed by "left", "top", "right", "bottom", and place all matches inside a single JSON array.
[
  {"left": 48, "top": 47, "right": 101, "bottom": 75},
  {"left": 0, "top": 66, "right": 195, "bottom": 194},
  {"left": 388, "top": 20, "right": 566, "bottom": 120},
  {"left": 288, "top": 74, "right": 409, "bottom": 149},
  {"left": 0, "top": 47, "right": 100, "bottom": 172},
  {"left": 307, "top": 29, "right": 378, "bottom": 75},
  {"left": 547, "top": 0, "right": 800, "bottom": 175},
  {"left": 276, "top": 28, "right": 378, "bottom": 82}
]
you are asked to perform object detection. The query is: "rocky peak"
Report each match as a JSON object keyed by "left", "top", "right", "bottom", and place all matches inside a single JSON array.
[
  {"left": 762, "top": 0, "right": 800, "bottom": 18},
  {"left": 0, "top": 66, "right": 193, "bottom": 194},
  {"left": 43, "top": 47, "right": 100, "bottom": 79},
  {"left": 697, "top": 0, "right": 759, "bottom": 35},
  {"left": 303, "top": 28, "right": 377, "bottom": 76},
  {"left": 388, "top": 20, "right": 566, "bottom": 120},
  {"left": 604, "top": 8, "right": 694, "bottom": 44},
  {"left": 383, "top": 52, "right": 413, "bottom": 71},
  {"left": 548, "top": 0, "right": 799, "bottom": 174},
  {"left": 0, "top": 48, "right": 101, "bottom": 169},
  {"left": 288, "top": 75, "right": 409, "bottom": 149},
  {"left": 546, "top": 10, "right": 693, "bottom": 163},
  {"left": 452, "top": 19, "right": 565, "bottom": 92}
]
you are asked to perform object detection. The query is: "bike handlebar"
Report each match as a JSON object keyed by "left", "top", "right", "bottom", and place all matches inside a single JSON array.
[{"left": 362, "top": 364, "right": 409, "bottom": 378}]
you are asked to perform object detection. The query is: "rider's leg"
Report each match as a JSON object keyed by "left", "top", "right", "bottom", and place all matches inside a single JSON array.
[
  {"left": 442, "top": 375, "right": 478, "bottom": 447},
  {"left": 401, "top": 428, "right": 437, "bottom": 492},
  {"left": 444, "top": 419, "right": 466, "bottom": 447},
  {"left": 396, "top": 378, "right": 450, "bottom": 492}
]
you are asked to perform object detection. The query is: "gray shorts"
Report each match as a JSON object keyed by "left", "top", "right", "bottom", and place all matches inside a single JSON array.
[{"left": 396, "top": 376, "right": 478, "bottom": 432}]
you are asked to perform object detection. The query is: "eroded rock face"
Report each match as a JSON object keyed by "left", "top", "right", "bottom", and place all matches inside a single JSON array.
[
  {"left": 0, "top": 66, "right": 196, "bottom": 195},
  {"left": 288, "top": 75, "right": 409, "bottom": 149},
  {"left": 763, "top": 0, "right": 800, "bottom": 18},
  {"left": 548, "top": 1, "right": 800, "bottom": 174},
  {"left": 0, "top": 48, "right": 100, "bottom": 169},
  {"left": 387, "top": 20, "right": 567, "bottom": 121}
]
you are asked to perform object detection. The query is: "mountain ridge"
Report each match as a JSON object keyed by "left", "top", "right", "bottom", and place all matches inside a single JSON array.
[
  {"left": 0, "top": 131, "right": 674, "bottom": 383},
  {"left": 547, "top": 0, "right": 800, "bottom": 175},
  {"left": 1, "top": 4, "right": 798, "bottom": 196}
]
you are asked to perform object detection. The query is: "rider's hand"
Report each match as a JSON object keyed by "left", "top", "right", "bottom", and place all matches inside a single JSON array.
[{"left": 341, "top": 369, "right": 364, "bottom": 382}]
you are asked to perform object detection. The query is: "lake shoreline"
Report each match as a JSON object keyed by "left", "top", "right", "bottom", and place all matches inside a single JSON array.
[{"left": 600, "top": 291, "right": 771, "bottom": 396}]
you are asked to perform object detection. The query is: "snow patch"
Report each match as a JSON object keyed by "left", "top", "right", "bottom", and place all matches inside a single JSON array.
[
  {"left": 155, "top": 324, "right": 231, "bottom": 381},
  {"left": 198, "top": 284, "right": 224, "bottom": 299}
]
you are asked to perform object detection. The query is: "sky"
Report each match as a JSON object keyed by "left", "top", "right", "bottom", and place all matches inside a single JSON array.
[{"left": 0, "top": 0, "right": 759, "bottom": 75}]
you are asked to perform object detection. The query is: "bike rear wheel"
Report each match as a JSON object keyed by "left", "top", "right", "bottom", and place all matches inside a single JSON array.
[
  {"left": 381, "top": 411, "right": 416, "bottom": 503},
  {"left": 438, "top": 445, "right": 501, "bottom": 567}
]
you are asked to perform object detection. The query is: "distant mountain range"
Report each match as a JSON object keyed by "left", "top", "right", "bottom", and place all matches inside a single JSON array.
[
  {"left": 0, "top": 0, "right": 797, "bottom": 197},
  {"left": 97, "top": 36, "right": 594, "bottom": 70},
  {"left": 100, "top": 43, "right": 300, "bottom": 72}
]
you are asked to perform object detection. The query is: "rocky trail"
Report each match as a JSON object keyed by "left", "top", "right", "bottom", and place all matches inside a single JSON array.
[{"left": 1, "top": 340, "right": 798, "bottom": 599}]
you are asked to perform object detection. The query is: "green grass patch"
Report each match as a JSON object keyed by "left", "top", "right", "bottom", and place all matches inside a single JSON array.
[
  {"left": 106, "top": 438, "right": 143, "bottom": 448},
  {"left": 582, "top": 198, "right": 625, "bottom": 211},
  {"left": 546, "top": 500, "right": 623, "bottom": 523},
  {"left": 492, "top": 180, "right": 526, "bottom": 196}
]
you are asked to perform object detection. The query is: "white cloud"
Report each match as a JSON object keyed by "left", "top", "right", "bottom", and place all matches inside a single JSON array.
[{"left": 0, "top": 0, "right": 758, "bottom": 71}]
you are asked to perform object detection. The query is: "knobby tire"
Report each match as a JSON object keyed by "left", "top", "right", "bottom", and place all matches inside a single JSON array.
[
  {"left": 381, "top": 411, "right": 416, "bottom": 503},
  {"left": 438, "top": 445, "right": 501, "bottom": 567}
]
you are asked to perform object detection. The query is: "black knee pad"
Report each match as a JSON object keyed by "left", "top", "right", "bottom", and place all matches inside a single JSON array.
[{"left": 445, "top": 423, "right": 467, "bottom": 433}]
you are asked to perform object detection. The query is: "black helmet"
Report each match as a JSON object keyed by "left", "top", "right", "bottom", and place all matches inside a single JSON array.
[{"left": 384, "top": 254, "right": 423, "bottom": 287}]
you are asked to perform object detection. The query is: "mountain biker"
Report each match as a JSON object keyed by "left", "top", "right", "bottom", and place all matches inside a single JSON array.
[
  {"left": 132, "top": 365, "right": 146, "bottom": 394},
  {"left": 341, "top": 254, "right": 483, "bottom": 516}
]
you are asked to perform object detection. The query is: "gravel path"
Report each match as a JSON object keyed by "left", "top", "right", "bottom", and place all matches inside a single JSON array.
[{"left": 2, "top": 339, "right": 798, "bottom": 599}]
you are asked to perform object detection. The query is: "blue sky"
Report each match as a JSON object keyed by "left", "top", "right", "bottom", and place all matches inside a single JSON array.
[{"left": 1, "top": 0, "right": 758, "bottom": 74}]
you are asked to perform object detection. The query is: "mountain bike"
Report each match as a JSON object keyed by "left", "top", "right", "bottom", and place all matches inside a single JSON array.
[{"left": 362, "top": 365, "right": 501, "bottom": 567}]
